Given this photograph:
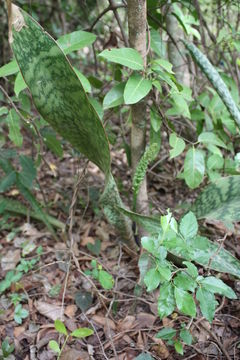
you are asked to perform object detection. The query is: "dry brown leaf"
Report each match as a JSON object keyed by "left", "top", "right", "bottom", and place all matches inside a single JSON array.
[
  {"left": 151, "top": 339, "right": 170, "bottom": 359},
  {"left": 65, "top": 304, "right": 77, "bottom": 318},
  {"left": 14, "top": 326, "right": 25, "bottom": 338},
  {"left": 35, "top": 301, "right": 64, "bottom": 321},
  {"left": 61, "top": 347, "right": 89, "bottom": 360},
  {"left": 136, "top": 312, "right": 156, "bottom": 329},
  {"left": 92, "top": 315, "right": 116, "bottom": 330},
  {"left": 118, "top": 315, "right": 136, "bottom": 331},
  {"left": 1, "top": 249, "right": 21, "bottom": 271}
]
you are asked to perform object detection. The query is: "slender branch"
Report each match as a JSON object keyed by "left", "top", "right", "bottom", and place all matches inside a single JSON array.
[
  {"left": 88, "top": 4, "right": 126, "bottom": 32},
  {"left": 108, "top": 0, "right": 129, "bottom": 47}
]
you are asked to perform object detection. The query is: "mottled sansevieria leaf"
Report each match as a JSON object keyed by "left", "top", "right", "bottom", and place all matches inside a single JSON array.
[
  {"left": 184, "top": 41, "right": 240, "bottom": 128},
  {"left": 119, "top": 207, "right": 240, "bottom": 278},
  {"left": 8, "top": 3, "right": 136, "bottom": 249},
  {"left": 192, "top": 176, "right": 240, "bottom": 227}
]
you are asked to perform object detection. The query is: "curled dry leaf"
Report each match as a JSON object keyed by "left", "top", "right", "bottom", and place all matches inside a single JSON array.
[
  {"left": 92, "top": 314, "right": 116, "bottom": 330},
  {"left": 35, "top": 301, "right": 65, "bottom": 321},
  {"left": 1, "top": 249, "right": 21, "bottom": 271}
]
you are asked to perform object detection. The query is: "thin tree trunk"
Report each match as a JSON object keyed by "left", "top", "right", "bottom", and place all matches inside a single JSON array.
[
  {"left": 128, "top": 1, "right": 149, "bottom": 226},
  {"left": 166, "top": 5, "right": 190, "bottom": 86}
]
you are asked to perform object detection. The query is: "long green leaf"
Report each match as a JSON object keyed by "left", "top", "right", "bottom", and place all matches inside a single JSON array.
[{"left": 184, "top": 41, "right": 240, "bottom": 128}]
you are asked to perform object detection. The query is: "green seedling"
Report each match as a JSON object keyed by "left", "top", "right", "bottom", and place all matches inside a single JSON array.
[{"left": 49, "top": 319, "right": 93, "bottom": 359}]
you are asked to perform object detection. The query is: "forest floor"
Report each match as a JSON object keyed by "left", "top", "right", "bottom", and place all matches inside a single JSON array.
[{"left": 0, "top": 129, "right": 240, "bottom": 360}]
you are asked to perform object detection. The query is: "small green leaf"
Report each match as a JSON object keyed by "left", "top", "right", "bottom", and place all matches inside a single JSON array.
[
  {"left": 153, "top": 59, "right": 174, "bottom": 73},
  {"left": 156, "top": 327, "right": 176, "bottom": 340},
  {"left": 75, "top": 291, "right": 93, "bottom": 312},
  {"left": 158, "top": 282, "right": 175, "bottom": 319},
  {"left": 174, "top": 340, "right": 184, "bottom": 355},
  {"left": 198, "top": 132, "right": 227, "bottom": 149},
  {"left": 196, "top": 287, "right": 218, "bottom": 323},
  {"left": 14, "top": 72, "right": 27, "bottom": 97},
  {"left": 6, "top": 109, "right": 23, "bottom": 147},
  {"left": 174, "top": 287, "right": 196, "bottom": 317},
  {"left": 70, "top": 327, "right": 94, "bottom": 338},
  {"left": 87, "top": 239, "right": 101, "bottom": 256},
  {"left": 150, "top": 108, "right": 162, "bottom": 132},
  {"left": 207, "top": 154, "right": 224, "bottom": 170},
  {"left": 49, "top": 340, "right": 61, "bottom": 354},
  {"left": 144, "top": 268, "right": 162, "bottom": 292},
  {"left": 124, "top": 73, "right": 152, "bottom": 104},
  {"left": 0, "top": 106, "right": 9, "bottom": 116},
  {"left": 99, "top": 48, "right": 144, "bottom": 70},
  {"left": 103, "top": 82, "right": 125, "bottom": 109},
  {"left": 200, "top": 276, "right": 237, "bottom": 299},
  {"left": 54, "top": 319, "right": 68, "bottom": 336},
  {"left": 180, "top": 328, "right": 193, "bottom": 345},
  {"left": 180, "top": 212, "right": 198, "bottom": 239},
  {"left": 169, "top": 133, "right": 185, "bottom": 159},
  {"left": 99, "top": 270, "right": 114, "bottom": 290},
  {"left": 174, "top": 272, "right": 196, "bottom": 292},
  {"left": 19, "top": 155, "right": 36, "bottom": 189},
  {"left": 184, "top": 147, "right": 205, "bottom": 189},
  {"left": 14, "top": 304, "right": 29, "bottom": 324},
  {"left": 73, "top": 67, "right": 92, "bottom": 93},
  {"left": 135, "top": 353, "right": 154, "bottom": 360}
]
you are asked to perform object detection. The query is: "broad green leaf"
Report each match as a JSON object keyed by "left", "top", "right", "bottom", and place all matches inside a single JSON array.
[
  {"left": 158, "top": 282, "right": 175, "bottom": 319},
  {"left": 144, "top": 268, "right": 162, "bottom": 291},
  {"left": 99, "top": 48, "right": 144, "bottom": 70},
  {"left": 184, "top": 147, "right": 205, "bottom": 189},
  {"left": 179, "top": 212, "right": 198, "bottom": 239},
  {"left": 171, "top": 92, "right": 191, "bottom": 118},
  {"left": 89, "top": 97, "right": 104, "bottom": 121},
  {"left": 49, "top": 340, "right": 61, "bottom": 354},
  {"left": 73, "top": 67, "right": 91, "bottom": 93},
  {"left": 70, "top": 327, "right": 94, "bottom": 338},
  {"left": 207, "top": 154, "right": 224, "bottom": 170},
  {"left": 19, "top": 155, "right": 36, "bottom": 189},
  {"left": 198, "top": 132, "right": 227, "bottom": 149},
  {"left": 87, "top": 239, "right": 101, "bottom": 256},
  {"left": 0, "top": 59, "right": 19, "bottom": 78},
  {"left": 103, "top": 82, "right": 125, "bottom": 109},
  {"left": 10, "top": 5, "right": 110, "bottom": 174},
  {"left": 183, "top": 261, "right": 198, "bottom": 278},
  {"left": 200, "top": 276, "right": 237, "bottom": 299},
  {"left": 6, "top": 109, "right": 23, "bottom": 147},
  {"left": 153, "top": 59, "right": 174, "bottom": 74},
  {"left": 156, "top": 327, "right": 176, "bottom": 340},
  {"left": 158, "top": 266, "right": 172, "bottom": 281},
  {"left": 124, "top": 73, "right": 152, "bottom": 104},
  {"left": 14, "top": 71, "right": 27, "bottom": 96},
  {"left": 174, "top": 287, "right": 196, "bottom": 317},
  {"left": 196, "top": 288, "right": 218, "bottom": 322},
  {"left": 169, "top": 133, "right": 185, "bottom": 159},
  {"left": 180, "top": 328, "right": 193, "bottom": 345},
  {"left": 192, "top": 176, "right": 240, "bottom": 226},
  {"left": 42, "top": 129, "right": 63, "bottom": 158},
  {"left": 150, "top": 29, "right": 165, "bottom": 57},
  {"left": 57, "top": 30, "right": 96, "bottom": 55},
  {"left": 54, "top": 319, "right": 68, "bottom": 335},
  {"left": 173, "top": 272, "right": 196, "bottom": 292},
  {"left": 98, "top": 270, "right": 114, "bottom": 290}
]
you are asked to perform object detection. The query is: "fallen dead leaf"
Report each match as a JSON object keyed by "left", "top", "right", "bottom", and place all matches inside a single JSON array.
[
  {"left": 14, "top": 326, "right": 25, "bottom": 338},
  {"left": 118, "top": 315, "right": 136, "bottom": 332},
  {"left": 35, "top": 301, "right": 64, "bottom": 321},
  {"left": 1, "top": 249, "right": 21, "bottom": 271},
  {"left": 60, "top": 347, "right": 89, "bottom": 360},
  {"left": 151, "top": 338, "right": 170, "bottom": 359},
  {"left": 65, "top": 304, "right": 77, "bottom": 318},
  {"left": 136, "top": 312, "right": 156, "bottom": 329},
  {"left": 92, "top": 315, "right": 116, "bottom": 330}
]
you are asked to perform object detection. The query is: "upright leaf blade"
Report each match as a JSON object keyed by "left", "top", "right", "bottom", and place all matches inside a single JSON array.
[
  {"left": 184, "top": 147, "right": 205, "bottom": 189},
  {"left": 9, "top": 4, "right": 110, "bottom": 174}
]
